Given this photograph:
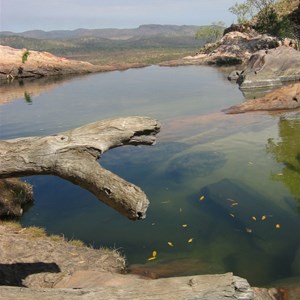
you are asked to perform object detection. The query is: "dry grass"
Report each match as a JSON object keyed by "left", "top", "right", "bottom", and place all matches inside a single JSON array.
[
  {"left": 65, "top": 47, "right": 198, "bottom": 66},
  {"left": 275, "top": 0, "right": 299, "bottom": 17}
]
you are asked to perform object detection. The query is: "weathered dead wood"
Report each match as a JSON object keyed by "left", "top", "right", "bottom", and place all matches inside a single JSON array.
[{"left": 0, "top": 116, "right": 160, "bottom": 220}]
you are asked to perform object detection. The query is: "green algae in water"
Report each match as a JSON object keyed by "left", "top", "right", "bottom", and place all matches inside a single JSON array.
[{"left": 267, "top": 117, "right": 300, "bottom": 203}]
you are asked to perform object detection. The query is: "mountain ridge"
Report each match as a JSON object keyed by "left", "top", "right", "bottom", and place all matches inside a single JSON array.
[{"left": 0, "top": 24, "right": 201, "bottom": 40}]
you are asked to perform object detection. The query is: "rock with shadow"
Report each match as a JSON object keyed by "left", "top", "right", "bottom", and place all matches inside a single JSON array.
[{"left": 0, "top": 262, "right": 60, "bottom": 287}]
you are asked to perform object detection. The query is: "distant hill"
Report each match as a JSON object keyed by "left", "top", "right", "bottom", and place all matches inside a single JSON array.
[
  {"left": 0, "top": 25, "right": 205, "bottom": 65},
  {"left": 0, "top": 24, "right": 204, "bottom": 59},
  {"left": 0, "top": 24, "right": 201, "bottom": 40}
]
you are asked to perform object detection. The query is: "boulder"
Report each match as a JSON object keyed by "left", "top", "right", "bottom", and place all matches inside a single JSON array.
[
  {"left": 224, "top": 82, "right": 300, "bottom": 114},
  {"left": 228, "top": 70, "right": 243, "bottom": 81},
  {"left": 238, "top": 46, "right": 300, "bottom": 89}
]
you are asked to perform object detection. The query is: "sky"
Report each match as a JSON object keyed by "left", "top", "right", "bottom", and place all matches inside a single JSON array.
[{"left": 0, "top": 0, "right": 242, "bottom": 32}]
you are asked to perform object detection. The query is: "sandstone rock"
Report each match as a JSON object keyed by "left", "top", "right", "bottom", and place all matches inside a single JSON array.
[
  {"left": 0, "top": 45, "right": 111, "bottom": 81},
  {"left": 0, "top": 178, "right": 33, "bottom": 217},
  {"left": 238, "top": 46, "right": 300, "bottom": 89},
  {"left": 0, "top": 223, "right": 125, "bottom": 288},
  {"left": 228, "top": 70, "right": 243, "bottom": 81},
  {"left": 0, "top": 273, "right": 255, "bottom": 300},
  {"left": 224, "top": 82, "right": 300, "bottom": 114},
  {"left": 160, "top": 31, "right": 279, "bottom": 67}
]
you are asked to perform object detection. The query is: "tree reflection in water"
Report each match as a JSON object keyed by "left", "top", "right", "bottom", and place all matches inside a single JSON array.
[{"left": 267, "top": 115, "right": 300, "bottom": 204}]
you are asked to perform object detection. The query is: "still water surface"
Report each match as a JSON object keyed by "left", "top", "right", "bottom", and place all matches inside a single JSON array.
[{"left": 1, "top": 66, "right": 300, "bottom": 286}]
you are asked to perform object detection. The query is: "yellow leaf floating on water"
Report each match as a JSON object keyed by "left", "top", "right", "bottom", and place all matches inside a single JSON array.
[
  {"left": 229, "top": 213, "right": 235, "bottom": 218},
  {"left": 188, "top": 238, "right": 193, "bottom": 243},
  {"left": 261, "top": 215, "right": 267, "bottom": 221},
  {"left": 152, "top": 250, "right": 157, "bottom": 257},
  {"left": 182, "top": 224, "right": 188, "bottom": 228},
  {"left": 276, "top": 224, "right": 281, "bottom": 229},
  {"left": 231, "top": 202, "right": 238, "bottom": 207},
  {"left": 252, "top": 216, "right": 257, "bottom": 221},
  {"left": 199, "top": 196, "right": 205, "bottom": 201},
  {"left": 179, "top": 208, "right": 183, "bottom": 213},
  {"left": 167, "top": 242, "right": 174, "bottom": 247},
  {"left": 245, "top": 228, "right": 252, "bottom": 233},
  {"left": 147, "top": 256, "right": 156, "bottom": 261}
]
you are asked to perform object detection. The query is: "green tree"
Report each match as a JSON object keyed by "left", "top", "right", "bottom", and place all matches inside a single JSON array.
[
  {"left": 229, "top": 0, "right": 298, "bottom": 41},
  {"left": 22, "top": 50, "right": 30, "bottom": 63},
  {"left": 195, "top": 22, "right": 225, "bottom": 43},
  {"left": 229, "top": 2, "right": 252, "bottom": 24},
  {"left": 229, "top": 0, "right": 276, "bottom": 23}
]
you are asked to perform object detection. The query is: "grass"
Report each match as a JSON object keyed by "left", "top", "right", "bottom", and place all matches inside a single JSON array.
[
  {"left": 64, "top": 47, "right": 199, "bottom": 66},
  {"left": 0, "top": 220, "right": 87, "bottom": 247}
]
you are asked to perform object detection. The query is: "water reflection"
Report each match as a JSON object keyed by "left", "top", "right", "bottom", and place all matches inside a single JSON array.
[
  {"left": 0, "top": 74, "right": 91, "bottom": 105},
  {"left": 267, "top": 115, "right": 300, "bottom": 203}
]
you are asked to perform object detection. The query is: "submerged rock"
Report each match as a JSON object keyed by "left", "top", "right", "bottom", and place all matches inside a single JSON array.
[
  {"left": 224, "top": 82, "right": 300, "bottom": 114},
  {"left": 165, "top": 151, "right": 226, "bottom": 182},
  {"left": 238, "top": 46, "right": 300, "bottom": 89}
]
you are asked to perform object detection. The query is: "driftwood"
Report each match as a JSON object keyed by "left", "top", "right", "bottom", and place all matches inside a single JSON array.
[{"left": 0, "top": 116, "right": 160, "bottom": 220}]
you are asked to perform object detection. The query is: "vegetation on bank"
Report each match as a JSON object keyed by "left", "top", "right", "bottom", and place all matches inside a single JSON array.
[
  {"left": 194, "top": 0, "right": 299, "bottom": 51},
  {"left": 229, "top": 0, "right": 299, "bottom": 41}
]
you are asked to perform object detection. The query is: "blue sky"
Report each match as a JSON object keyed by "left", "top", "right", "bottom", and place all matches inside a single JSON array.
[{"left": 0, "top": 0, "right": 242, "bottom": 32}]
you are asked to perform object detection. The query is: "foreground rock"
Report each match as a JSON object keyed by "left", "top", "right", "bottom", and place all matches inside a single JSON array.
[
  {"left": 0, "top": 223, "right": 292, "bottom": 299},
  {"left": 161, "top": 31, "right": 279, "bottom": 66},
  {"left": 238, "top": 46, "right": 300, "bottom": 89},
  {"left": 0, "top": 272, "right": 290, "bottom": 300},
  {"left": 0, "top": 45, "right": 116, "bottom": 81},
  {"left": 0, "top": 222, "right": 125, "bottom": 288},
  {"left": 224, "top": 82, "right": 300, "bottom": 114}
]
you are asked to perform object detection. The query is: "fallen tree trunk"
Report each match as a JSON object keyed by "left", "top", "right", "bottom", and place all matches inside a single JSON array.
[{"left": 0, "top": 116, "right": 160, "bottom": 220}]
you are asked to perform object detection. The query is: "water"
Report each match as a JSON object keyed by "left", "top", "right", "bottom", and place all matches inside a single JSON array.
[{"left": 1, "top": 65, "right": 300, "bottom": 286}]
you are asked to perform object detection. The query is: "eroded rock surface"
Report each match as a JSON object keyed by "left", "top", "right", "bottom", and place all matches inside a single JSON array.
[
  {"left": 161, "top": 31, "right": 279, "bottom": 66},
  {"left": 238, "top": 46, "right": 300, "bottom": 89},
  {"left": 0, "top": 223, "right": 125, "bottom": 288},
  {"left": 224, "top": 82, "right": 300, "bottom": 114},
  {"left": 0, "top": 45, "right": 110, "bottom": 80}
]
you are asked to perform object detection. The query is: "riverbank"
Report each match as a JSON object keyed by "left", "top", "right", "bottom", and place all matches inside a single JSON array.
[
  {"left": 0, "top": 45, "right": 148, "bottom": 82},
  {"left": 0, "top": 221, "right": 292, "bottom": 300}
]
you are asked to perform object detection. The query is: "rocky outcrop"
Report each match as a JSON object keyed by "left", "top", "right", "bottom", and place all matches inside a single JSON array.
[
  {"left": 238, "top": 46, "right": 300, "bottom": 89},
  {"left": 0, "top": 223, "right": 126, "bottom": 288},
  {"left": 161, "top": 31, "right": 279, "bottom": 66},
  {"left": 224, "top": 82, "right": 300, "bottom": 114},
  {"left": 0, "top": 178, "right": 33, "bottom": 217},
  {"left": 0, "top": 222, "right": 294, "bottom": 299},
  {"left": 0, "top": 45, "right": 115, "bottom": 81}
]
